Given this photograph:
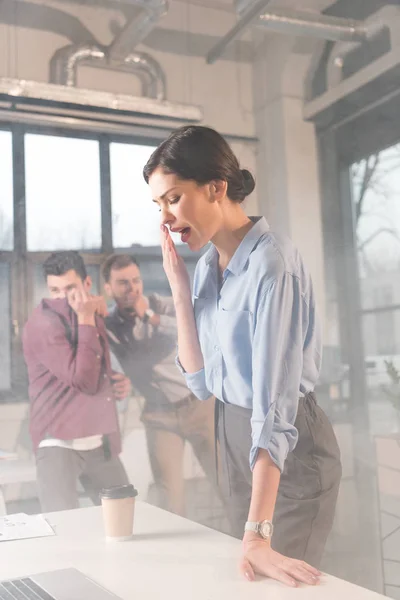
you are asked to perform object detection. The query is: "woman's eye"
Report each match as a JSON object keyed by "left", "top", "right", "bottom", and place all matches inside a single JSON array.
[{"left": 169, "top": 197, "right": 180, "bottom": 205}]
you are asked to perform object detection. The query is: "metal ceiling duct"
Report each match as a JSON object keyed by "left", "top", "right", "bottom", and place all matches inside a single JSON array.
[
  {"left": 50, "top": 44, "right": 166, "bottom": 101},
  {"left": 303, "top": 6, "right": 400, "bottom": 128},
  {"left": 326, "top": 5, "right": 400, "bottom": 89},
  {"left": 49, "top": 44, "right": 106, "bottom": 87},
  {"left": 206, "top": 3, "right": 379, "bottom": 65},
  {"left": 1, "top": 0, "right": 194, "bottom": 124},
  {"left": 206, "top": 0, "right": 272, "bottom": 64},
  {"left": 48, "top": 0, "right": 168, "bottom": 102},
  {"left": 108, "top": 0, "right": 168, "bottom": 60},
  {"left": 256, "top": 9, "right": 368, "bottom": 43},
  {"left": 123, "top": 52, "right": 166, "bottom": 101}
]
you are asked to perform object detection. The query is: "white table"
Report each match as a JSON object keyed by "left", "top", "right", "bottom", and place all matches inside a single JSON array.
[{"left": 0, "top": 502, "right": 386, "bottom": 600}]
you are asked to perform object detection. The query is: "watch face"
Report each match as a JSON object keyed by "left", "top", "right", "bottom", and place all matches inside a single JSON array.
[{"left": 260, "top": 520, "right": 273, "bottom": 539}]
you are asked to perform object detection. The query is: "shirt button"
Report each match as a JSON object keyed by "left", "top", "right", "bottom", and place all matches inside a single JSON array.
[
  {"left": 104, "top": 374, "right": 107, "bottom": 379},
  {"left": 214, "top": 345, "right": 219, "bottom": 351},
  {"left": 107, "top": 397, "right": 111, "bottom": 402},
  {"left": 96, "top": 355, "right": 101, "bottom": 360}
]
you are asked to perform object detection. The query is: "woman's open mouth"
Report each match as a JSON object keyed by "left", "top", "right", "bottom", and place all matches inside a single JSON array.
[{"left": 180, "top": 228, "right": 191, "bottom": 243}]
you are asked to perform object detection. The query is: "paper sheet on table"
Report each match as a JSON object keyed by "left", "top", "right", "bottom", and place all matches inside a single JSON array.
[{"left": 0, "top": 513, "right": 55, "bottom": 542}]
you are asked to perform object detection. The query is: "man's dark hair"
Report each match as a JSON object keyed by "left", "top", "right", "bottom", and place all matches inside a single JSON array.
[
  {"left": 102, "top": 254, "right": 139, "bottom": 283},
  {"left": 43, "top": 251, "right": 87, "bottom": 281}
]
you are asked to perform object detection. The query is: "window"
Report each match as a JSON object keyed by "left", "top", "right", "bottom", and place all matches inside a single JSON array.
[
  {"left": 1, "top": 128, "right": 179, "bottom": 401},
  {"left": 0, "top": 131, "right": 13, "bottom": 250},
  {"left": 352, "top": 144, "right": 400, "bottom": 285},
  {"left": 25, "top": 134, "right": 102, "bottom": 252},
  {"left": 0, "top": 263, "right": 11, "bottom": 390},
  {"left": 375, "top": 310, "right": 396, "bottom": 356},
  {"left": 352, "top": 146, "right": 400, "bottom": 357},
  {"left": 110, "top": 142, "right": 161, "bottom": 247},
  {"left": 374, "top": 286, "right": 393, "bottom": 308}
]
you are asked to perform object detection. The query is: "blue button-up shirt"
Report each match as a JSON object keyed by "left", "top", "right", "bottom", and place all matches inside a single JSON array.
[{"left": 179, "top": 216, "right": 321, "bottom": 472}]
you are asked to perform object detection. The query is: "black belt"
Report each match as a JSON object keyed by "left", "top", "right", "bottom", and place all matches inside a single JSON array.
[
  {"left": 146, "top": 393, "right": 194, "bottom": 412},
  {"left": 172, "top": 393, "right": 194, "bottom": 410}
]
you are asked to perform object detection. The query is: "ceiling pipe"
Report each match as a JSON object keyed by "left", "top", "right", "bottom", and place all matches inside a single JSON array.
[
  {"left": 256, "top": 8, "right": 367, "bottom": 43},
  {"left": 206, "top": 0, "right": 272, "bottom": 64},
  {"left": 49, "top": 0, "right": 168, "bottom": 100},
  {"left": 50, "top": 45, "right": 167, "bottom": 100},
  {"left": 49, "top": 44, "right": 105, "bottom": 87},
  {"left": 326, "top": 5, "right": 400, "bottom": 89},
  {"left": 123, "top": 51, "right": 166, "bottom": 100},
  {"left": 108, "top": 0, "right": 168, "bottom": 60},
  {"left": 206, "top": 3, "right": 396, "bottom": 67}
]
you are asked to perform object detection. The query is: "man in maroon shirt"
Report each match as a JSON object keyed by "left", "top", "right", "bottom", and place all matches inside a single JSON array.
[{"left": 23, "top": 251, "right": 131, "bottom": 512}]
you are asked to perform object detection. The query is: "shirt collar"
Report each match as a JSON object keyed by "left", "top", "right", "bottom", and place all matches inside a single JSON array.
[
  {"left": 205, "top": 216, "right": 269, "bottom": 276},
  {"left": 110, "top": 306, "right": 134, "bottom": 325}
]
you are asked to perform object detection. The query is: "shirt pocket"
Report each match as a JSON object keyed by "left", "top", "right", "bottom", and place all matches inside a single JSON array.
[{"left": 217, "top": 309, "right": 253, "bottom": 366}]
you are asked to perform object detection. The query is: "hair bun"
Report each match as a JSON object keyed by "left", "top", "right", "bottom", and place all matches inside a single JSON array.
[{"left": 241, "top": 169, "right": 255, "bottom": 196}]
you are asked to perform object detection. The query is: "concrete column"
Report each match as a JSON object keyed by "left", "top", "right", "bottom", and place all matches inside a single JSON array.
[{"left": 252, "top": 34, "right": 327, "bottom": 332}]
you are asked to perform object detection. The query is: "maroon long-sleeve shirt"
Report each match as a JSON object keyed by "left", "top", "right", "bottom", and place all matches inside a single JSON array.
[{"left": 23, "top": 298, "right": 121, "bottom": 456}]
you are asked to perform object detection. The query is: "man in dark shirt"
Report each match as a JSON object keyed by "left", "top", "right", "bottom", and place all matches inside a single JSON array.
[
  {"left": 103, "top": 254, "right": 216, "bottom": 517},
  {"left": 23, "top": 251, "right": 131, "bottom": 512}
]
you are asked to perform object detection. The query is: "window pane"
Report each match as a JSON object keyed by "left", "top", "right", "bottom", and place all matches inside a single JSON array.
[
  {"left": 0, "top": 263, "right": 11, "bottom": 390},
  {"left": 25, "top": 134, "right": 102, "bottom": 251},
  {"left": 352, "top": 144, "right": 400, "bottom": 310},
  {"left": 0, "top": 131, "right": 13, "bottom": 250},
  {"left": 33, "top": 264, "right": 100, "bottom": 308},
  {"left": 110, "top": 143, "right": 163, "bottom": 247},
  {"left": 351, "top": 144, "right": 400, "bottom": 395}
]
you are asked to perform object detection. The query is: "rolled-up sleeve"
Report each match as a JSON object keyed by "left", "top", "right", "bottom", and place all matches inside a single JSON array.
[
  {"left": 175, "top": 356, "right": 211, "bottom": 400},
  {"left": 250, "top": 272, "right": 306, "bottom": 471}
]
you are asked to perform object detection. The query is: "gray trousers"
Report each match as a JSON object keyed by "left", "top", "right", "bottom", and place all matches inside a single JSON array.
[
  {"left": 36, "top": 444, "right": 129, "bottom": 513},
  {"left": 216, "top": 392, "right": 342, "bottom": 567}
]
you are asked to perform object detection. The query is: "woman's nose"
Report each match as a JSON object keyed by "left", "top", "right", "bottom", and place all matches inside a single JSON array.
[{"left": 160, "top": 206, "right": 173, "bottom": 227}]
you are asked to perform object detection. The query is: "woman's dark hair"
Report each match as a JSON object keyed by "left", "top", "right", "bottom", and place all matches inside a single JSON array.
[{"left": 143, "top": 126, "right": 255, "bottom": 203}]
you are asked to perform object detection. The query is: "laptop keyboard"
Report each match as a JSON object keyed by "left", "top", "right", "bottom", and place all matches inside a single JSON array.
[{"left": 0, "top": 579, "right": 56, "bottom": 600}]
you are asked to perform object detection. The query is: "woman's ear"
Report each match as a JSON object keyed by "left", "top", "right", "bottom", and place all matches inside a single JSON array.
[{"left": 209, "top": 180, "right": 227, "bottom": 202}]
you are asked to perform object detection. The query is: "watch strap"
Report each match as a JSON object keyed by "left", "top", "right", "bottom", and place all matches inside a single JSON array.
[
  {"left": 244, "top": 521, "right": 259, "bottom": 533},
  {"left": 244, "top": 520, "right": 273, "bottom": 539},
  {"left": 143, "top": 309, "right": 155, "bottom": 323}
]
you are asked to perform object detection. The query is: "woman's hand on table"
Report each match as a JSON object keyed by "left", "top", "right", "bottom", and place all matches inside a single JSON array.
[{"left": 240, "top": 532, "right": 321, "bottom": 587}]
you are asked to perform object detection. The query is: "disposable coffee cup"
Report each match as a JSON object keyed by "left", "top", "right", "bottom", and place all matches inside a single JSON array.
[{"left": 100, "top": 484, "right": 138, "bottom": 542}]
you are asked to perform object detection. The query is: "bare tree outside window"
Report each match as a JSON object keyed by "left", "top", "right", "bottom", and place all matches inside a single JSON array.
[
  {"left": 352, "top": 144, "right": 400, "bottom": 276},
  {"left": 352, "top": 144, "right": 400, "bottom": 360}
]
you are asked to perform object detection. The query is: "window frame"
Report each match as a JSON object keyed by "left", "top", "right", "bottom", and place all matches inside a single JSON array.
[{"left": 0, "top": 122, "right": 200, "bottom": 403}]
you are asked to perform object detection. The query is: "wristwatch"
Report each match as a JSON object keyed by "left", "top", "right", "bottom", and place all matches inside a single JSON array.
[
  {"left": 142, "top": 308, "right": 155, "bottom": 323},
  {"left": 244, "top": 520, "right": 274, "bottom": 540}
]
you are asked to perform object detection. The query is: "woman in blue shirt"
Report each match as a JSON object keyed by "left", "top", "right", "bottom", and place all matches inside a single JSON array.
[{"left": 143, "top": 126, "right": 341, "bottom": 587}]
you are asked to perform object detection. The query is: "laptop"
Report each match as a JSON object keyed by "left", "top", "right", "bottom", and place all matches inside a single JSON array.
[{"left": 0, "top": 568, "right": 122, "bottom": 600}]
